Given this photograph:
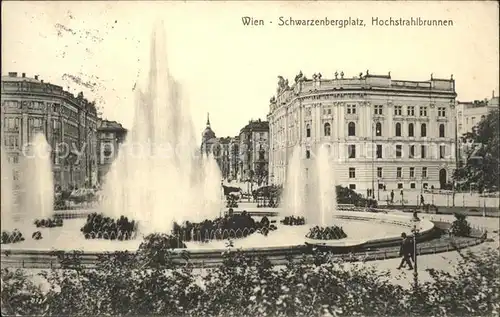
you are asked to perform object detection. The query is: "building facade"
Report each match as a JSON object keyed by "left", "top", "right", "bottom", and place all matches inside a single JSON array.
[
  {"left": 97, "top": 119, "right": 128, "bottom": 184},
  {"left": 1, "top": 72, "right": 99, "bottom": 189},
  {"left": 238, "top": 119, "right": 269, "bottom": 185},
  {"left": 267, "top": 71, "right": 457, "bottom": 195},
  {"left": 457, "top": 93, "right": 498, "bottom": 136}
]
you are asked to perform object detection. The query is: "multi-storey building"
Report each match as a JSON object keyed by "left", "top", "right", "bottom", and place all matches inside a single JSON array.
[
  {"left": 456, "top": 93, "right": 498, "bottom": 165},
  {"left": 1, "top": 72, "right": 99, "bottom": 189},
  {"left": 457, "top": 93, "right": 498, "bottom": 135},
  {"left": 238, "top": 119, "right": 269, "bottom": 185},
  {"left": 267, "top": 71, "right": 457, "bottom": 195},
  {"left": 97, "top": 119, "right": 128, "bottom": 184}
]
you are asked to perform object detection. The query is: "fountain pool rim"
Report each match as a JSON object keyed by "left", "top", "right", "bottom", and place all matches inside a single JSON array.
[{"left": 1, "top": 210, "right": 435, "bottom": 253}]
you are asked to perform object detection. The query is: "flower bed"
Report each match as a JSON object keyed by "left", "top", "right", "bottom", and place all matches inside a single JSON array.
[
  {"left": 34, "top": 218, "right": 63, "bottom": 228},
  {"left": 172, "top": 211, "right": 277, "bottom": 242},
  {"left": 80, "top": 213, "right": 138, "bottom": 240},
  {"left": 0, "top": 229, "right": 25, "bottom": 244},
  {"left": 306, "top": 225, "right": 347, "bottom": 240},
  {"left": 281, "top": 216, "right": 306, "bottom": 226}
]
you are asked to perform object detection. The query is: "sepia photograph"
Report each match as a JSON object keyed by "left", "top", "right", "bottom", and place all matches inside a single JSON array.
[{"left": 1, "top": 1, "right": 499, "bottom": 316}]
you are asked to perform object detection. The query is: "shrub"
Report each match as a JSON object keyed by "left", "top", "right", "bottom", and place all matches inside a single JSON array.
[
  {"left": 0, "top": 247, "right": 499, "bottom": 316},
  {"left": 306, "top": 225, "right": 348, "bottom": 240},
  {"left": 281, "top": 216, "right": 306, "bottom": 226},
  {"left": 80, "top": 213, "right": 137, "bottom": 240},
  {"left": 450, "top": 213, "right": 472, "bottom": 237},
  {"left": 0, "top": 229, "right": 25, "bottom": 244},
  {"left": 34, "top": 218, "right": 63, "bottom": 228}
]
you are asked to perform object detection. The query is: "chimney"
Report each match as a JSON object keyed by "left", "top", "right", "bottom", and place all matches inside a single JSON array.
[
  {"left": 8, "top": 72, "right": 17, "bottom": 77},
  {"left": 34, "top": 75, "right": 39, "bottom": 80},
  {"left": 22, "top": 73, "right": 26, "bottom": 78}
]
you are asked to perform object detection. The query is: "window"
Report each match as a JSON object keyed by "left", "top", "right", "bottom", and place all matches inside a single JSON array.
[
  {"left": 377, "top": 167, "right": 383, "bottom": 178},
  {"left": 471, "top": 117, "right": 476, "bottom": 125},
  {"left": 306, "top": 150, "right": 311, "bottom": 159},
  {"left": 409, "top": 145, "right": 415, "bottom": 158},
  {"left": 323, "top": 108, "right": 332, "bottom": 115},
  {"left": 419, "top": 106, "right": 428, "bottom": 116},
  {"left": 5, "top": 117, "right": 20, "bottom": 131},
  {"left": 422, "top": 167, "right": 427, "bottom": 178},
  {"left": 348, "top": 144, "right": 356, "bottom": 158},
  {"left": 395, "top": 123, "right": 402, "bottom": 137},
  {"left": 4, "top": 136, "right": 19, "bottom": 148},
  {"left": 439, "top": 124, "right": 445, "bottom": 138},
  {"left": 440, "top": 145, "right": 446, "bottom": 159},
  {"left": 348, "top": 122, "right": 356, "bottom": 136},
  {"left": 397, "top": 167, "right": 402, "bottom": 178},
  {"left": 410, "top": 183, "right": 416, "bottom": 189},
  {"left": 376, "top": 144, "right": 382, "bottom": 158},
  {"left": 398, "top": 183, "right": 403, "bottom": 189},
  {"left": 324, "top": 122, "right": 331, "bottom": 136},
  {"left": 421, "top": 123, "right": 427, "bottom": 137},
  {"left": 407, "top": 106, "right": 415, "bottom": 116},
  {"left": 349, "top": 168, "right": 356, "bottom": 178},
  {"left": 438, "top": 107, "right": 446, "bottom": 117},
  {"left": 396, "top": 145, "right": 402, "bottom": 158},
  {"left": 423, "top": 182, "right": 428, "bottom": 189},
  {"left": 306, "top": 124, "right": 311, "bottom": 138},
  {"left": 408, "top": 123, "right": 414, "bottom": 137},
  {"left": 410, "top": 167, "right": 415, "bottom": 178},
  {"left": 349, "top": 184, "right": 356, "bottom": 190},
  {"left": 375, "top": 122, "right": 382, "bottom": 136},
  {"left": 374, "top": 105, "right": 383, "bottom": 115},
  {"left": 394, "top": 105, "right": 402, "bottom": 116},
  {"left": 421, "top": 145, "right": 426, "bottom": 159},
  {"left": 347, "top": 104, "right": 356, "bottom": 114},
  {"left": 458, "top": 111, "right": 462, "bottom": 117}
]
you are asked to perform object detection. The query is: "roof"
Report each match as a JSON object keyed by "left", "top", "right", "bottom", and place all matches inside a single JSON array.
[{"left": 98, "top": 120, "right": 127, "bottom": 132}]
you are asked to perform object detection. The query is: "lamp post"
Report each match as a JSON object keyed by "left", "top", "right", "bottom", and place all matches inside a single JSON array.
[
  {"left": 411, "top": 212, "right": 421, "bottom": 290},
  {"left": 371, "top": 122, "right": 375, "bottom": 199}
]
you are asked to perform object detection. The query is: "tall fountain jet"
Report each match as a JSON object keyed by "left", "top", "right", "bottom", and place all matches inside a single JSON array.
[
  {"left": 18, "top": 133, "right": 55, "bottom": 223},
  {"left": 1, "top": 146, "right": 15, "bottom": 229},
  {"left": 314, "top": 144, "right": 337, "bottom": 226},
  {"left": 284, "top": 145, "right": 306, "bottom": 218},
  {"left": 99, "top": 21, "right": 222, "bottom": 234},
  {"left": 284, "top": 143, "right": 338, "bottom": 226}
]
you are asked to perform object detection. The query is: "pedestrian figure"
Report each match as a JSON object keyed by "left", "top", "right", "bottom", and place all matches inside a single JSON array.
[
  {"left": 420, "top": 194, "right": 425, "bottom": 206},
  {"left": 397, "top": 232, "right": 414, "bottom": 270},
  {"left": 390, "top": 190, "right": 395, "bottom": 203}
]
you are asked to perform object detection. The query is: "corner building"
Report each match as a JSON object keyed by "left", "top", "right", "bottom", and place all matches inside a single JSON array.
[
  {"left": 1, "top": 72, "right": 99, "bottom": 189},
  {"left": 267, "top": 71, "right": 457, "bottom": 194}
]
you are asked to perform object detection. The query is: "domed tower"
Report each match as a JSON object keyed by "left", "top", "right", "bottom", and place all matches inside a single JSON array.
[{"left": 201, "top": 113, "right": 216, "bottom": 155}]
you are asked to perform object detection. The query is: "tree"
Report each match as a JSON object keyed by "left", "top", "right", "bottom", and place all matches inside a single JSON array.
[{"left": 454, "top": 109, "right": 499, "bottom": 191}]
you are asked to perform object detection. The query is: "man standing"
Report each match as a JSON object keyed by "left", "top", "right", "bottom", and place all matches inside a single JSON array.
[
  {"left": 390, "top": 190, "right": 395, "bottom": 204},
  {"left": 397, "top": 232, "right": 414, "bottom": 270}
]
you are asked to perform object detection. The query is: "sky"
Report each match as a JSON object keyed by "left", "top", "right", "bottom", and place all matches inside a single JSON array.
[{"left": 2, "top": 1, "right": 499, "bottom": 143}]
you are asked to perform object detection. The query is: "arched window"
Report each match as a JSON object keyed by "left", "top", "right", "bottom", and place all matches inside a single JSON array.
[
  {"left": 395, "top": 123, "right": 402, "bottom": 137},
  {"left": 408, "top": 123, "right": 414, "bottom": 137},
  {"left": 421, "top": 123, "right": 427, "bottom": 137},
  {"left": 324, "top": 122, "right": 331, "bottom": 136},
  {"left": 348, "top": 122, "right": 356, "bottom": 136},
  {"left": 375, "top": 122, "right": 382, "bottom": 136},
  {"left": 439, "top": 124, "right": 445, "bottom": 138},
  {"left": 306, "top": 124, "right": 311, "bottom": 138}
]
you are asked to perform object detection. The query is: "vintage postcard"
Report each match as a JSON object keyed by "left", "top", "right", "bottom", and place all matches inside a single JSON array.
[{"left": 1, "top": 1, "right": 499, "bottom": 316}]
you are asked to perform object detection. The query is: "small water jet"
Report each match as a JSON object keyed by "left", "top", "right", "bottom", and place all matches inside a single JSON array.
[
  {"left": 18, "top": 133, "right": 55, "bottom": 223},
  {"left": 1, "top": 146, "right": 15, "bottom": 229},
  {"left": 284, "top": 145, "right": 306, "bottom": 218}
]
